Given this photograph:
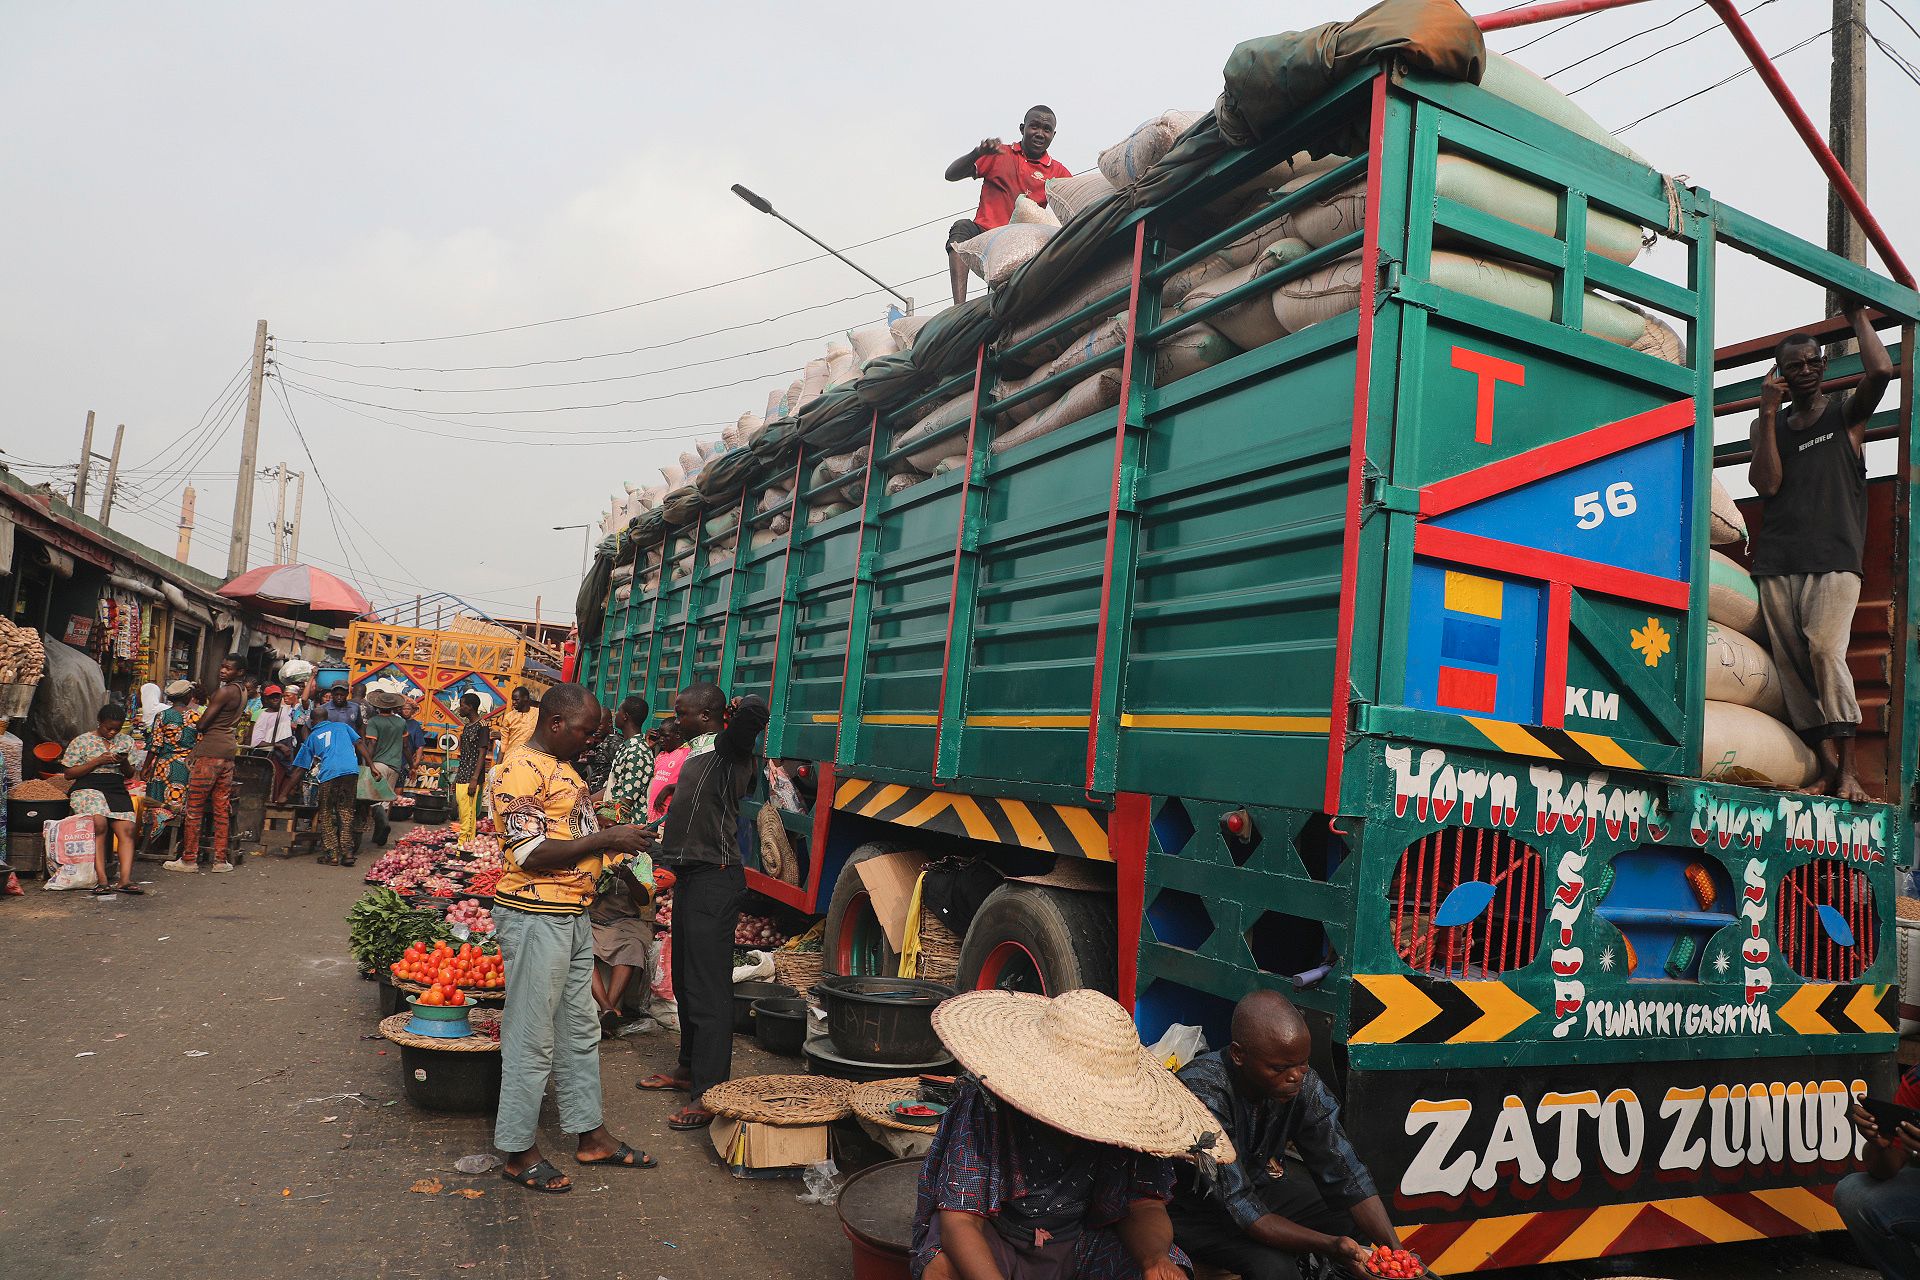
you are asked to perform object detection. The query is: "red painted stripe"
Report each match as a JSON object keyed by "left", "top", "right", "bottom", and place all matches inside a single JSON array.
[
  {"left": 1324, "top": 74, "right": 1392, "bottom": 817},
  {"left": 1111, "top": 792, "right": 1151, "bottom": 1011},
  {"left": 1541, "top": 581, "right": 1572, "bottom": 728},
  {"left": 1710, "top": 1190, "right": 1821, "bottom": 1239},
  {"left": 1487, "top": 1206, "right": 1588, "bottom": 1270},
  {"left": 1420, "top": 398, "right": 1692, "bottom": 518},
  {"left": 1084, "top": 221, "right": 1150, "bottom": 796},
  {"left": 1437, "top": 665, "right": 1499, "bottom": 713},
  {"left": 1608, "top": 1203, "right": 1711, "bottom": 1254},
  {"left": 932, "top": 350, "right": 990, "bottom": 780},
  {"left": 1415, "top": 524, "right": 1690, "bottom": 609}
]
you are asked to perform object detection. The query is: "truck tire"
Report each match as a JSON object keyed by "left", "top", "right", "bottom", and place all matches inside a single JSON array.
[
  {"left": 823, "top": 842, "right": 909, "bottom": 978},
  {"left": 955, "top": 884, "right": 1119, "bottom": 997}
]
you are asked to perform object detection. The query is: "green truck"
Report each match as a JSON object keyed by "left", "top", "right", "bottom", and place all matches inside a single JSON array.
[{"left": 579, "top": 44, "right": 1917, "bottom": 1273}]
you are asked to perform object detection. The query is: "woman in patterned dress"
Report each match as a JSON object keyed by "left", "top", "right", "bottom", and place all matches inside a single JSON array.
[
  {"left": 64, "top": 703, "right": 141, "bottom": 894},
  {"left": 143, "top": 680, "right": 198, "bottom": 827}
]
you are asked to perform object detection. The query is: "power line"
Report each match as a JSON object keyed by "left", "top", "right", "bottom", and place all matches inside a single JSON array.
[
  {"left": 124, "top": 357, "right": 252, "bottom": 472},
  {"left": 1878, "top": 0, "right": 1920, "bottom": 44},
  {"left": 275, "top": 280, "right": 940, "bottom": 375},
  {"left": 1546, "top": 2, "right": 1710, "bottom": 82},
  {"left": 1867, "top": 23, "right": 1920, "bottom": 88},
  {"left": 1502, "top": 9, "right": 1604, "bottom": 56},
  {"left": 278, "top": 208, "right": 967, "bottom": 347},
  {"left": 277, "top": 317, "right": 876, "bottom": 396},
  {"left": 281, "top": 380, "right": 731, "bottom": 449},
  {"left": 1614, "top": 25, "right": 1832, "bottom": 133}
]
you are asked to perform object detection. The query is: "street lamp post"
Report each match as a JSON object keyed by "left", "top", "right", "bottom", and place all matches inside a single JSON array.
[
  {"left": 731, "top": 185, "right": 914, "bottom": 314},
  {"left": 553, "top": 524, "right": 591, "bottom": 578}
]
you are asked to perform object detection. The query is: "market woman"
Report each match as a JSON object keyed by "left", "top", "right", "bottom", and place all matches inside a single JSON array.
[
  {"left": 64, "top": 702, "right": 143, "bottom": 896},
  {"left": 143, "top": 680, "right": 198, "bottom": 828}
]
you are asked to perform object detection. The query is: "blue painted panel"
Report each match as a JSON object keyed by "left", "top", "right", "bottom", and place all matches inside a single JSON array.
[
  {"left": 1431, "top": 434, "right": 1691, "bottom": 581},
  {"left": 1405, "top": 562, "right": 1543, "bottom": 723},
  {"left": 1441, "top": 617, "right": 1500, "bottom": 665}
]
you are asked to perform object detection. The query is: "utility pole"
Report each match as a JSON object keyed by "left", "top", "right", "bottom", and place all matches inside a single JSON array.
[
  {"left": 177, "top": 486, "right": 197, "bottom": 561},
  {"left": 413, "top": 595, "right": 422, "bottom": 627},
  {"left": 288, "top": 469, "right": 305, "bottom": 563},
  {"left": 271, "top": 465, "right": 290, "bottom": 562},
  {"left": 99, "top": 423, "right": 126, "bottom": 525},
  {"left": 1827, "top": 0, "right": 1867, "bottom": 323},
  {"left": 227, "top": 319, "right": 269, "bottom": 578},
  {"left": 74, "top": 411, "right": 95, "bottom": 510}
]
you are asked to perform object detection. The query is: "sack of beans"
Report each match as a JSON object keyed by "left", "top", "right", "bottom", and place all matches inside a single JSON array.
[
  {"left": 1098, "top": 109, "right": 1203, "bottom": 188},
  {"left": 1043, "top": 170, "right": 1115, "bottom": 223}
]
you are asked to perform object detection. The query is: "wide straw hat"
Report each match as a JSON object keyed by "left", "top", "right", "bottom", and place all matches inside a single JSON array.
[
  {"left": 932, "top": 989, "right": 1236, "bottom": 1164},
  {"left": 366, "top": 689, "right": 407, "bottom": 711}
]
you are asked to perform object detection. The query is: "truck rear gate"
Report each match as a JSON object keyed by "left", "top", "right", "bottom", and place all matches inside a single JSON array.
[{"left": 585, "top": 55, "right": 1918, "bottom": 1273}]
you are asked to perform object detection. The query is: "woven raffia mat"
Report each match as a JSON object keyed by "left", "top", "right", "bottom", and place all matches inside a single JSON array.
[
  {"left": 915, "top": 918, "right": 961, "bottom": 983},
  {"left": 378, "top": 1010, "right": 502, "bottom": 1053},
  {"left": 849, "top": 1077, "right": 937, "bottom": 1132},
  {"left": 702, "top": 1073, "right": 852, "bottom": 1125}
]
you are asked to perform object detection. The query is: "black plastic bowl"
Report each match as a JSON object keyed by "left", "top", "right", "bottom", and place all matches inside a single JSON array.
[
  {"left": 752, "top": 996, "right": 810, "bottom": 1057},
  {"left": 732, "top": 980, "right": 797, "bottom": 1035},
  {"left": 813, "top": 976, "right": 955, "bottom": 1065}
]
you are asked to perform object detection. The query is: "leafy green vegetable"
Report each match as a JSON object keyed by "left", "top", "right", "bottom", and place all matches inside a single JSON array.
[{"left": 346, "top": 888, "right": 452, "bottom": 973}]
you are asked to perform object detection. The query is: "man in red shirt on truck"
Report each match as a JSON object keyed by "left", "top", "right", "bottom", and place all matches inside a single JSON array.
[{"left": 944, "top": 105, "right": 1069, "bottom": 306}]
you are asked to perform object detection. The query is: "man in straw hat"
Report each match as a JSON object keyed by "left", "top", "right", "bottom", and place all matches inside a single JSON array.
[
  {"left": 912, "top": 987, "right": 1232, "bottom": 1279},
  {"left": 1170, "top": 990, "right": 1400, "bottom": 1280}
]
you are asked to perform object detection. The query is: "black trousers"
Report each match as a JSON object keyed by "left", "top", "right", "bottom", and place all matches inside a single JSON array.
[
  {"left": 670, "top": 862, "right": 745, "bottom": 1097},
  {"left": 1168, "top": 1158, "right": 1363, "bottom": 1280}
]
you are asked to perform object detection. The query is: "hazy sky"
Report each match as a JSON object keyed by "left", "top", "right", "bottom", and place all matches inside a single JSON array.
[{"left": 3, "top": 1, "right": 1914, "bottom": 622}]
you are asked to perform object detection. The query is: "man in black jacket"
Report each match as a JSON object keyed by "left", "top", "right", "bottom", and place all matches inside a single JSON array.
[{"left": 634, "top": 682, "right": 770, "bottom": 1129}]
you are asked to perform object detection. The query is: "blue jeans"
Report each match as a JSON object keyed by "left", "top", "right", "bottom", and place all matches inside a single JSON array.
[
  {"left": 493, "top": 907, "right": 602, "bottom": 1153},
  {"left": 1837, "top": 1168, "right": 1920, "bottom": 1280}
]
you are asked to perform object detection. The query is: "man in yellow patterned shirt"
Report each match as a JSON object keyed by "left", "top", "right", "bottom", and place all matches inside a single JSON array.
[
  {"left": 496, "top": 685, "right": 539, "bottom": 759},
  {"left": 490, "top": 683, "right": 657, "bottom": 1193}
]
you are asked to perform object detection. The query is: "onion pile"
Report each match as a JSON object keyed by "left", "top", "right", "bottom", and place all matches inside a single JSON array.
[{"left": 446, "top": 898, "right": 495, "bottom": 934}]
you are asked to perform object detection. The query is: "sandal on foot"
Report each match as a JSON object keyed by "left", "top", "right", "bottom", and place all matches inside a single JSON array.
[
  {"left": 115, "top": 883, "right": 146, "bottom": 895},
  {"left": 635, "top": 1073, "right": 691, "bottom": 1092},
  {"left": 667, "top": 1106, "right": 715, "bottom": 1131},
  {"left": 317, "top": 855, "right": 339, "bottom": 866},
  {"left": 501, "top": 1160, "right": 572, "bottom": 1194},
  {"left": 577, "top": 1142, "right": 656, "bottom": 1169},
  {"left": 90, "top": 885, "right": 114, "bottom": 896}
]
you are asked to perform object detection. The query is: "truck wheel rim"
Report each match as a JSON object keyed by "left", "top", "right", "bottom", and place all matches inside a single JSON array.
[
  {"left": 976, "top": 940, "right": 1046, "bottom": 994},
  {"left": 837, "top": 890, "right": 886, "bottom": 976}
]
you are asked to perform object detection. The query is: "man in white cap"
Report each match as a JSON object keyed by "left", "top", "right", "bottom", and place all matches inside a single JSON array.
[
  {"left": 1171, "top": 990, "right": 1401, "bottom": 1280},
  {"left": 913, "top": 988, "right": 1229, "bottom": 1279}
]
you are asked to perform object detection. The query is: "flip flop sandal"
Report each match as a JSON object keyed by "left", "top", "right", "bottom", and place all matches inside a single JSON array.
[
  {"left": 317, "top": 855, "right": 339, "bottom": 866},
  {"left": 115, "top": 884, "right": 146, "bottom": 895},
  {"left": 667, "top": 1107, "right": 715, "bottom": 1131},
  {"left": 501, "top": 1160, "right": 572, "bottom": 1194},
  {"left": 90, "top": 885, "right": 114, "bottom": 897},
  {"left": 635, "top": 1074, "right": 692, "bottom": 1093},
  {"left": 577, "top": 1142, "right": 656, "bottom": 1169}
]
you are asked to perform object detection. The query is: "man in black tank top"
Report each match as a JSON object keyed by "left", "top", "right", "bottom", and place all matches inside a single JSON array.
[{"left": 1748, "top": 304, "right": 1893, "bottom": 801}]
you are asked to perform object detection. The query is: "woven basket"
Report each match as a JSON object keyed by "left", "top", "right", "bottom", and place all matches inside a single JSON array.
[
  {"left": 702, "top": 1073, "right": 852, "bottom": 1125},
  {"left": 773, "top": 949, "right": 823, "bottom": 994},
  {"left": 377, "top": 1010, "right": 502, "bottom": 1053},
  {"left": 915, "top": 917, "right": 962, "bottom": 984},
  {"left": 848, "top": 1077, "right": 937, "bottom": 1132},
  {"left": 757, "top": 804, "right": 799, "bottom": 885}
]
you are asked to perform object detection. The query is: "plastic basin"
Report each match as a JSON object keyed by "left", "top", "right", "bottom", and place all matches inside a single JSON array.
[
  {"left": 752, "top": 996, "right": 809, "bottom": 1057},
  {"left": 813, "top": 976, "right": 954, "bottom": 1065}
]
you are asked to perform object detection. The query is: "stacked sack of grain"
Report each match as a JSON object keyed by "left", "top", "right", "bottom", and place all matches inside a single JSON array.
[{"left": 1698, "top": 477, "right": 1817, "bottom": 787}]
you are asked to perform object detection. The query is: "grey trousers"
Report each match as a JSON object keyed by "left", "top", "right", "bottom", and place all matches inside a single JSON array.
[
  {"left": 494, "top": 907, "right": 603, "bottom": 1152},
  {"left": 1757, "top": 570, "right": 1861, "bottom": 739}
]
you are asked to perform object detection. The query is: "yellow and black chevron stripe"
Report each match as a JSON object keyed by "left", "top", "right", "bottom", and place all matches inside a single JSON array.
[
  {"left": 1463, "top": 717, "right": 1643, "bottom": 770},
  {"left": 832, "top": 776, "right": 1111, "bottom": 860},
  {"left": 1402, "top": 1186, "right": 1842, "bottom": 1273},
  {"left": 1775, "top": 983, "right": 1895, "bottom": 1036},
  {"left": 1349, "top": 974, "right": 1537, "bottom": 1044}
]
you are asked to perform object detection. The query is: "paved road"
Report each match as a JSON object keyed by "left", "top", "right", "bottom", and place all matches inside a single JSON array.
[{"left": 0, "top": 832, "right": 1879, "bottom": 1280}]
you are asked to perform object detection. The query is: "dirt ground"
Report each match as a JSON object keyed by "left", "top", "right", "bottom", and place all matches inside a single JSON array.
[
  {"left": 0, "top": 827, "right": 1878, "bottom": 1280},
  {"left": 0, "top": 832, "right": 847, "bottom": 1280}
]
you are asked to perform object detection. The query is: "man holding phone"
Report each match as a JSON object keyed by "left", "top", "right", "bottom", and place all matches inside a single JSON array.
[
  {"left": 1844, "top": 1073, "right": 1920, "bottom": 1278},
  {"left": 1747, "top": 304, "right": 1893, "bottom": 801}
]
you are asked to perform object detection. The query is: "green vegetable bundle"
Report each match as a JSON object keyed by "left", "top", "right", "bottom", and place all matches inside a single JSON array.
[{"left": 347, "top": 888, "right": 452, "bottom": 974}]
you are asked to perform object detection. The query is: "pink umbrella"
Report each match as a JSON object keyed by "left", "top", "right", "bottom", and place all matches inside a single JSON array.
[{"left": 218, "top": 563, "right": 372, "bottom": 623}]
